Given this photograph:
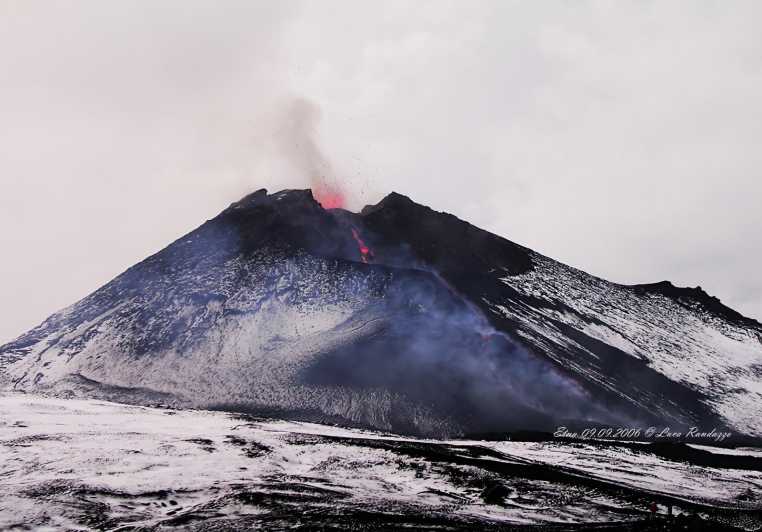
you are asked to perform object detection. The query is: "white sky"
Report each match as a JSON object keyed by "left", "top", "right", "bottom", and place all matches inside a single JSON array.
[{"left": 1, "top": 1, "right": 761, "bottom": 343}]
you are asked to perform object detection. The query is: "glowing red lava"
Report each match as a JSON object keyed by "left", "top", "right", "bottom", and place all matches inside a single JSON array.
[
  {"left": 313, "top": 186, "right": 372, "bottom": 263},
  {"left": 351, "top": 227, "right": 372, "bottom": 263},
  {"left": 314, "top": 188, "right": 345, "bottom": 210}
]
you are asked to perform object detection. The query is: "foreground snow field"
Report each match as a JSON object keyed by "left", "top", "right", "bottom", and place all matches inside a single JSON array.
[{"left": 2, "top": 393, "right": 762, "bottom": 531}]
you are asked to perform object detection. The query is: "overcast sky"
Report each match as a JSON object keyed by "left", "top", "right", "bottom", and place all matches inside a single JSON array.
[{"left": 1, "top": 1, "right": 761, "bottom": 343}]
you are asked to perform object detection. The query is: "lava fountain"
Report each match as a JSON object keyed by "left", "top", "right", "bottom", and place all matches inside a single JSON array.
[{"left": 314, "top": 187, "right": 345, "bottom": 209}]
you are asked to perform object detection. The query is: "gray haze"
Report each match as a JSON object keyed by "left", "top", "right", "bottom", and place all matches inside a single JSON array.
[{"left": 1, "top": 1, "right": 761, "bottom": 343}]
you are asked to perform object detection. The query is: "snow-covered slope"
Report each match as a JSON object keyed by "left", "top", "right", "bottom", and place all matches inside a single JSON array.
[
  {"left": 357, "top": 192, "right": 762, "bottom": 437},
  {"left": 494, "top": 252, "right": 762, "bottom": 436},
  {"left": 1, "top": 189, "right": 760, "bottom": 438}
]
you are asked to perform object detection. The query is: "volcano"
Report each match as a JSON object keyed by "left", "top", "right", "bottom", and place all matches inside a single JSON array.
[{"left": 2, "top": 189, "right": 761, "bottom": 438}]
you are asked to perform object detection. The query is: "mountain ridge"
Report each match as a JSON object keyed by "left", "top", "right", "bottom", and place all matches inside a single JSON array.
[{"left": 2, "top": 188, "right": 760, "bottom": 437}]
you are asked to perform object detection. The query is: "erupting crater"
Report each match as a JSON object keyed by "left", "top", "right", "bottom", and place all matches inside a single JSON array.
[{"left": 314, "top": 186, "right": 345, "bottom": 210}]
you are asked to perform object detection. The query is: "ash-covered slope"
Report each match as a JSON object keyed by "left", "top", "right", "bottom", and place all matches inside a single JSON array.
[
  {"left": 2, "top": 189, "right": 761, "bottom": 437},
  {"left": 353, "top": 192, "right": 762, "bottom": 436}
]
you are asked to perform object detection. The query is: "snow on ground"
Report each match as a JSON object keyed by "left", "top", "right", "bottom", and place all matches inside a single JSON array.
[
  {"left": 2, "top": 393, "right": 762, "bottom": 530},
  {"left": 490, "top": 440, "right": 762, "bottom": 506},
  {"left": 688, "top": 444, "right": 762, "bottom": 459}
]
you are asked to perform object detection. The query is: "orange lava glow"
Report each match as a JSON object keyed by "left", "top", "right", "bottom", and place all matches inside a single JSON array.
[
  {"left": 351, "top": 227, "right": 372, "bottom": 263},
  {"left": 314, "top": 187, "right": 345, "bottom": 210}
]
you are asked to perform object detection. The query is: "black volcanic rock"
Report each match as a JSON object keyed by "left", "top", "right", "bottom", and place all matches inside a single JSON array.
[
  {"left": 357, "top": 191, "right": 533, "bottom": 276},
  {"left": 2, "top": 189, "right": 761, "bottom": 438},
  {"left": 632, "top": 280, "right": 761, "bottom": 328}
]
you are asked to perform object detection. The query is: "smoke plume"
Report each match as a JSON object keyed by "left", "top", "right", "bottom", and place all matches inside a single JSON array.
[{"left": 274, "top": 98, "right": 346, "bottom": 209}]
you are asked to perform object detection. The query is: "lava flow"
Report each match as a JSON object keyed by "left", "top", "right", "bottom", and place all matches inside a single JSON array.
[
  {"left": 351, "top": 227, "right": 373, "bottom": 263},
  {"left": 312, "top": 186, "right": 373, "bottom": 263}
]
